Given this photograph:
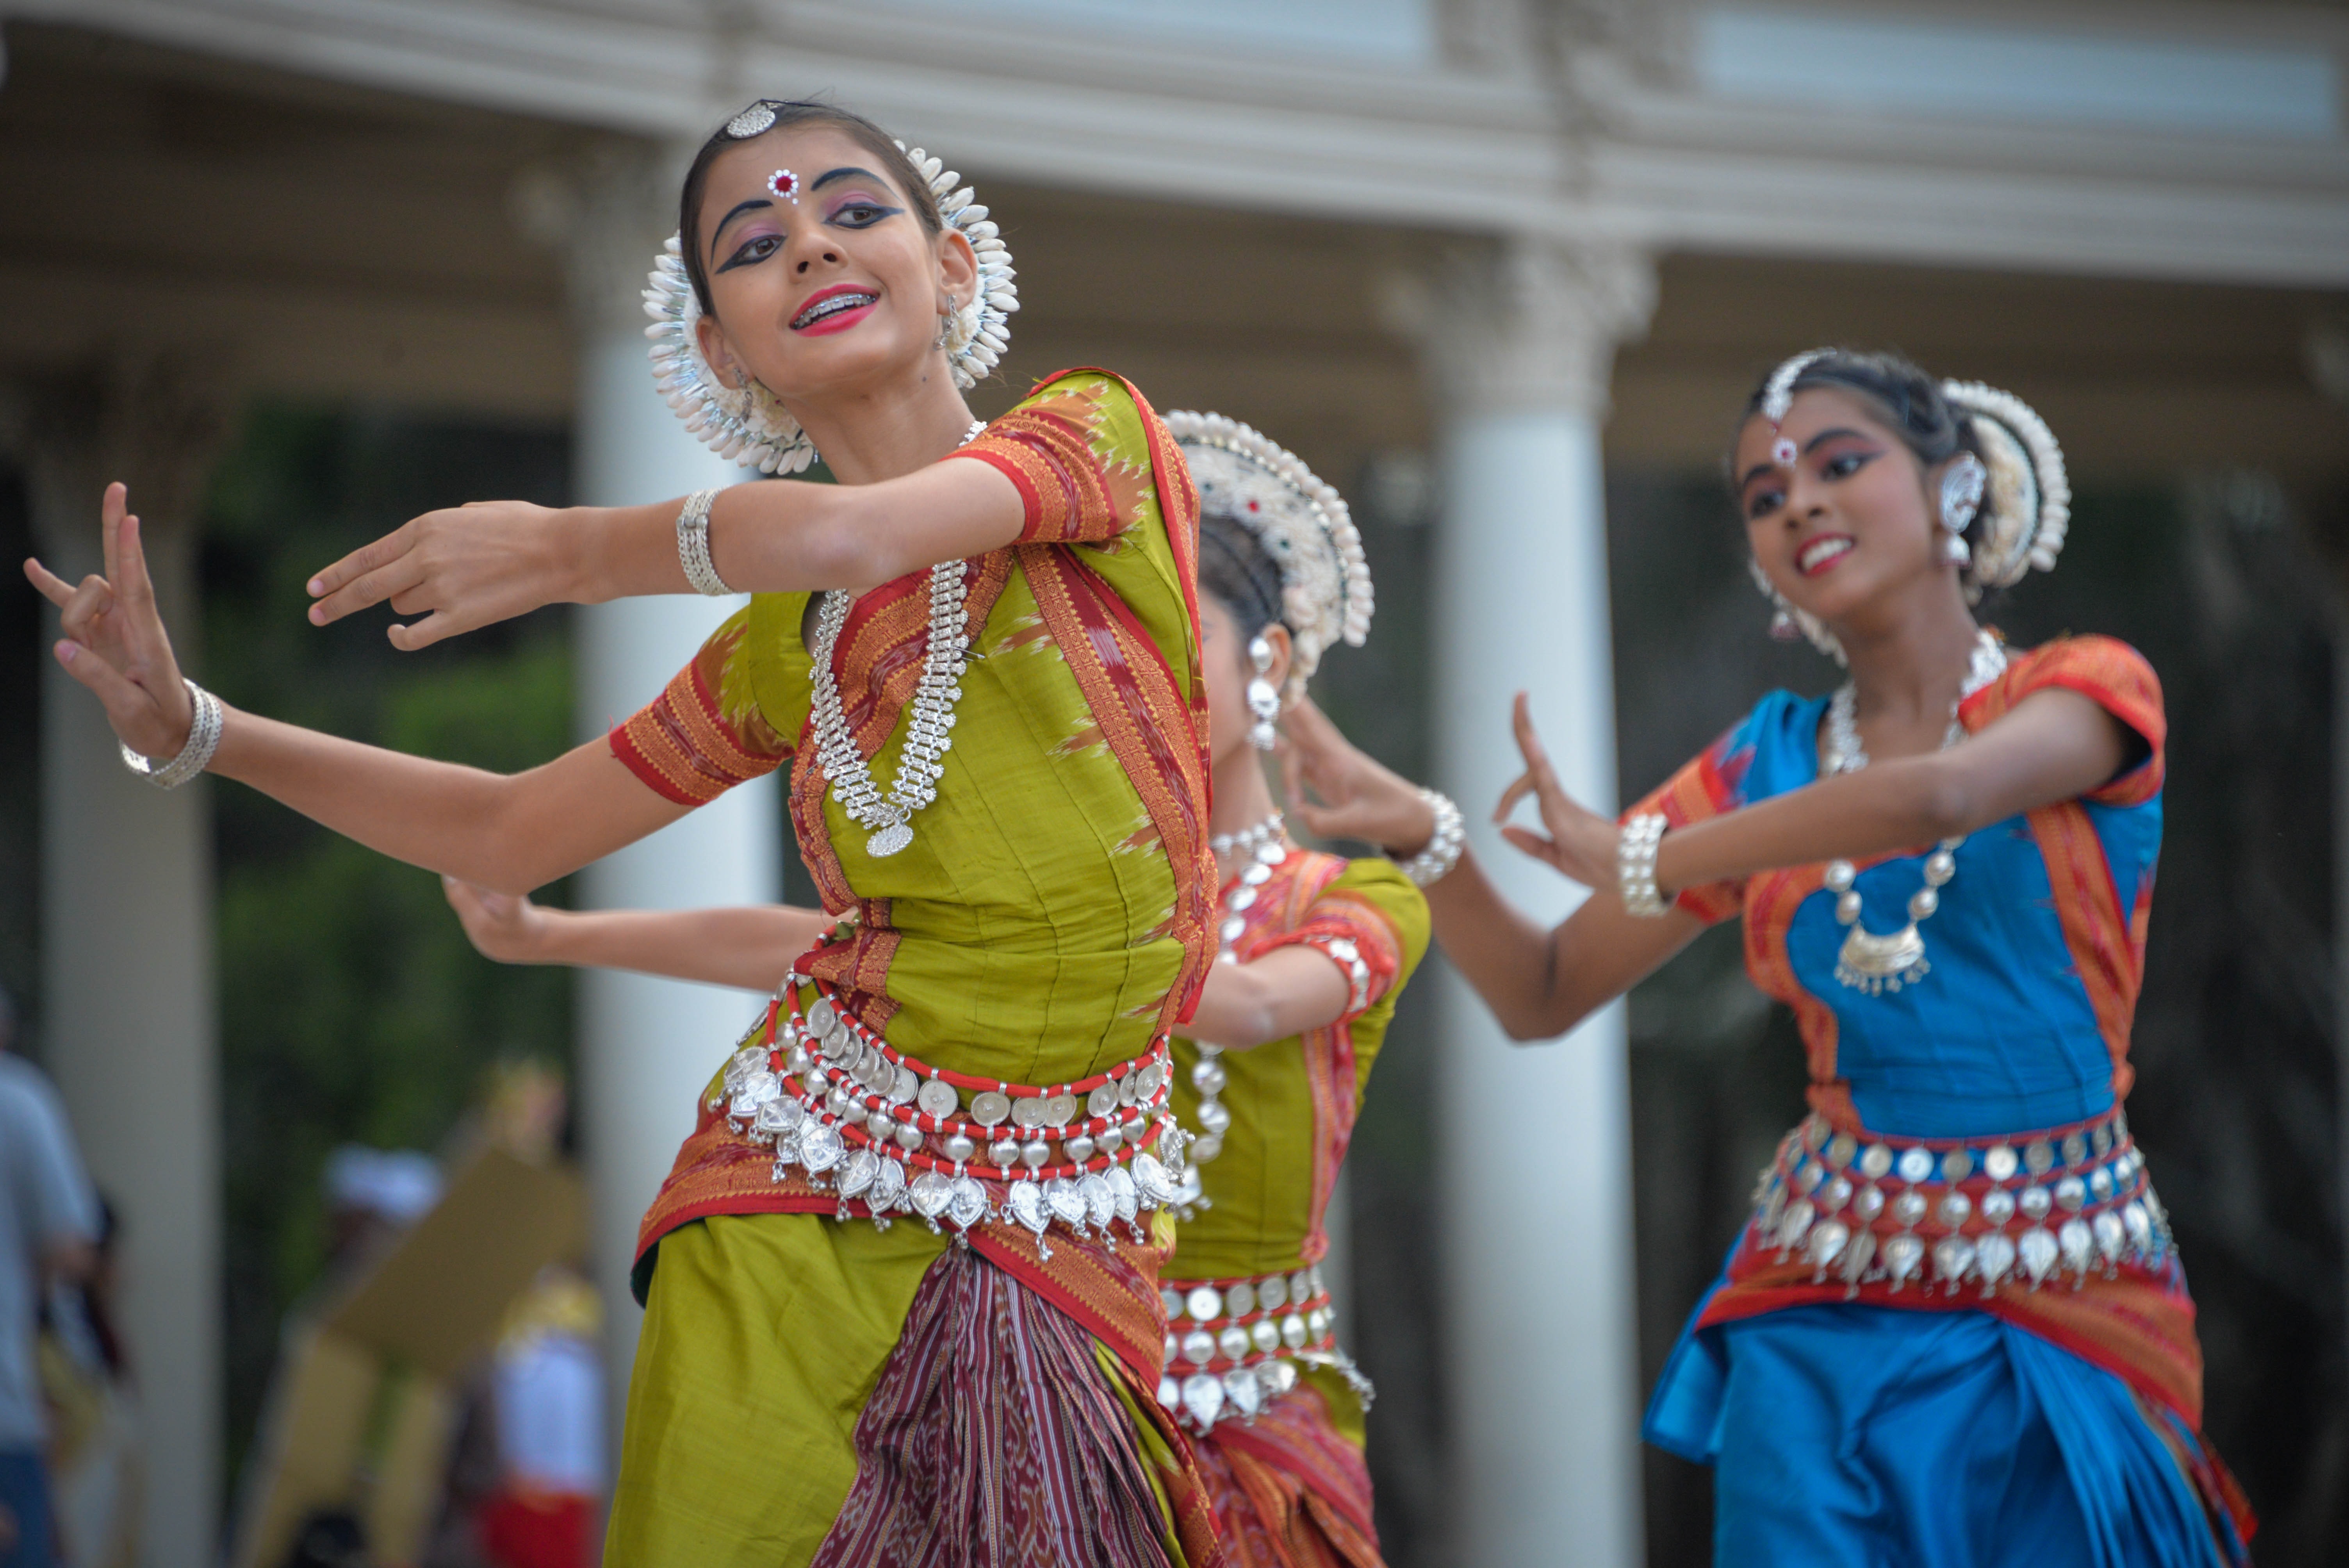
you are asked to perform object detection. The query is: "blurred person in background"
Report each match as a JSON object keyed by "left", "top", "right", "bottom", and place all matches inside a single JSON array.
[
  {"left": 473, "top": 1268, "right": 602, "bottom": 1568},
  {"left": 1280, "top": 349, "right": 2250, "bottom": 1567},
  {"left": 37, "top": 1197, "right": 138, "bottom": 1568},
  {"left": 0, "top": 985, "right": 100, "bottom": 1568},
  {"left": 444, "top": 413, "right": 1430, "bottom": 1568},
  {"left": 30, "top": 95, "right": 1226, "bottom": 1565},
  {"left": 321, "top": 1147, "right": 442, "bottom": 1278}
]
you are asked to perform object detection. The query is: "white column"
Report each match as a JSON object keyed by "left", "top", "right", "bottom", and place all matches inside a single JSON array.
[
  {"left": 556, "top": 148, "right": 781, "bottom": 1404},
  {"left": 1412, "top": 239, "right": 1656, "bottom": 1568},
  {"left": 15, "top": 362, "right": 229, "bottom": 1568}
]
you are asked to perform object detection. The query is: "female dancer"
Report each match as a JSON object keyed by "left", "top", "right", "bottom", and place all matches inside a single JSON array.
[
  {"left": 29, "top": 100, "right": 1225, "bottom": 1565},
  {"left": 1279, "top": 349, "right": 2251, "bottom": 1565},
  {"left": 444, "top": 413, "right": 1432, "bottom": 1568}
]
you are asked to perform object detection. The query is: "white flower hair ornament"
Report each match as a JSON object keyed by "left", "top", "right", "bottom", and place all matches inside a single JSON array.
[
  {"left": 1165, "top": 410, "right": 1373, "bottom": 704},
  {"left": 642, "top": 127, "right": 1018, "bottom": 474},
  {"left": 1940, "top": 380, "right": 2070, "bottom": 604}
]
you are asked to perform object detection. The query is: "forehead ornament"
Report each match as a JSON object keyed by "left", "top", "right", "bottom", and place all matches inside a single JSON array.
[
  {"left": 642, "top": 109, "right": 1020, "bottom": 474},
  {"left": 725, "top": 103, "right": 777, "bottom": 138},
  {"left": 1164, "top": 410, "right": 1373, "bottom": 709},
  {"left": 1760, "top": 347, "right": 1834, "bottom": 427},
  {"left": 1771, "top": 437, "right": 1798, "bottom": 468}
]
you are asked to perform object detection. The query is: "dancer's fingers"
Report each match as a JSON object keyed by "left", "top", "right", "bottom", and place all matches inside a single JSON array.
[
  {"left": 1494, "top": 770, "right": 1535, "bottom": 823},
  {"left": 386, "top": 609, "right": 465, "bottom": 652},
  {"left": 100, "top": 483, "right": 127, "bottom": 584},
  {"left": 1499, "top": 823, "right": 1565, "bottom": 871},
  {"left": 55, "top": 576, "right": 116, "bottom": 648},
  {"left": 307, "top": 519, "right": 424, "bottom": 624},
  {"left": 23, "top": 558, "right": 79, "bottom": 609}
]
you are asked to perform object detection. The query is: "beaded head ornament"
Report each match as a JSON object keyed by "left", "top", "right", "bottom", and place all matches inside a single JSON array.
[
  {"left": 1747, "top": 349, "right": 2072, "bottom": 661},
  {"left": 643, "top": 107, "right": 1019, "bottom": 474},
  {"left": 1164, "top": 410, "right": 1374, "bottom": 707}
]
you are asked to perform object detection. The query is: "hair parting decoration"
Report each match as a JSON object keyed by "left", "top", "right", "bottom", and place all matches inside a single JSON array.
[{"left": 1735, "top": 347, "right": 2071, "bottom": 663}]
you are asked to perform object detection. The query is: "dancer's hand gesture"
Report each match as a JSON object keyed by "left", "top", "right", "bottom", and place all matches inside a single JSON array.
[
  {"left": 1493, "top": 693, "right": 1617, "bottom": 888},
  {"left": 305, "top": 499, "right": 573, "bottom": 650},
  {"left": 442, "top": 876, "right": 550, "bottom": 963},
  {"left": 1279, "top": 698, "right": 1441, "bottom": 855},
  {"left": 23, "top": 483, "right": 198, "bottom": 763}
]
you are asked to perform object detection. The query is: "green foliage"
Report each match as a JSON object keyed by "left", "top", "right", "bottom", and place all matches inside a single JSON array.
[{"left": 198, "top": 402, "right": 576, "bottom": 1500}]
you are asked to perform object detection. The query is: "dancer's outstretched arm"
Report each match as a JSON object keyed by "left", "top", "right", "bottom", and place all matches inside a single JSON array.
[
  {"left": 303, "top": 458, "right": 1026, "bottom": 651},
  {"left": 27, "top": 486, "right": 690, "bottom": 893},
  {"left": 1281, "top": 689, "right": 2130, "bottom": 1042},
  {"left": 443, "top": 881, "right": 1349, "bottom": 1051},
  {"left": 444, "top": 879, "right": 827, "bottom": 991}
]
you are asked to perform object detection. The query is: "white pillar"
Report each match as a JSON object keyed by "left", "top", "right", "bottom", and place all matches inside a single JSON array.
[
  {"left": 556, "top": 148, "right": 782, "bottom": 1408},
  {"left": 15, "top": 362, "right": 229, "bottom": 1568},
  {"left": 1413, "top": 240, "right": 1656, "bottom": 1567}
]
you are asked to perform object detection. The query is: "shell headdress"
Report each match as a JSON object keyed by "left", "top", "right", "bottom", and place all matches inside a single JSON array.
[
  {"left": 1165, "top": 410, "right": 1373, "bottom": 702},
  {"left": 642, "top": 109, "right": 1018, "bottom": 474}
]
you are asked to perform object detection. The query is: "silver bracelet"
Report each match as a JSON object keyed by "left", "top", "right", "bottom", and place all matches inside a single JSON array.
[
  {"left": 1618, "top": 812, "right": 1670, "bottom": 917},
  {"left": 1394, "top": 789, "right": 1465, "bottom": 887},
  {"left": 676, "top": 486, "right": 732, "bottom": 596},
  {"left": 120, "top": 679, "right": 223, "bottom": 790}
]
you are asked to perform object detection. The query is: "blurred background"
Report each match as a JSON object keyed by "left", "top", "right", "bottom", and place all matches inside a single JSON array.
[{"left": 0, "top": 1, "right": 2344, "bottom": 1564}]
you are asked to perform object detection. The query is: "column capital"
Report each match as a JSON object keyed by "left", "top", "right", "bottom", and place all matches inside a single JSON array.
[{"left": 1387, "top": 237, "right": 1656, "bottom": 421}]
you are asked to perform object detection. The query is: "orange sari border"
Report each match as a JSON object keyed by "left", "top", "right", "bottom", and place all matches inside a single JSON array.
[
  {"left": 1020, "top": 539, "right": 1215, "bottom": 1035},
  {"left": 1695, "top": 1240, "right": 2206, "bottom": 1429}
]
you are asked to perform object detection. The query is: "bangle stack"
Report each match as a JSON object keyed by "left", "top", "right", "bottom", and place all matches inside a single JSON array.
[
  {"left": 1618, "top": 813, "right": 1670, "bottom": 917},
  {"left": 120, "top": 679, "right": 223, "bottom": 790},
  {"left": 676, "top": 487, "right": 732, "bottom": 596},
  {"left": 1394, "top": 789, "right": 1465, "bottom": 887}
]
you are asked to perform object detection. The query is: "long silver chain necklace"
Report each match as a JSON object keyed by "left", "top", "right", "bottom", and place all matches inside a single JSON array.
[
  {"left": 809, "top": 420, "right": 987, "bottom": 859},
  {"left": 1174, "top": 811, "right": 1290, "bottom": 1210},
  {"left": 1820, "top": 630, "right": 2006, "bottom": 994}
]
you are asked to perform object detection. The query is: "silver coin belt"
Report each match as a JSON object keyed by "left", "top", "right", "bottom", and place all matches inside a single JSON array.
[
  {"left": 1154, "top": 1265, "right": 1367, "bottom": 1431},
  {"left": 1752, "top": 1108, "right": 2174, "bottom": 1297},
  {"left": 717, "top": 982, "right": 1189, "bottom": 1260}
]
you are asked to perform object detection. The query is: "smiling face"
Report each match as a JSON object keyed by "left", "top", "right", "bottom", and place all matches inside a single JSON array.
[
  {"left": 690, "top": 124, "right": 978, "bottom": 408},
  {"left": 1734, "top": 385, "right": 1962, "bottom": 628}
]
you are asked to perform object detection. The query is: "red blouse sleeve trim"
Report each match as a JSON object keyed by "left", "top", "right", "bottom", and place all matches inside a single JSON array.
[
  {"left": 1968, "top": 635, "right": 2166, "bottom": 807},
  {"left": 1255, "top": 889, "right": 1406, "bottom": 1025},
  {"left": 608, "top": 655, "right": 787, "bottom": 807},
  {"left": 945, "top": 374, "right": 1131, "bottom": 545}
]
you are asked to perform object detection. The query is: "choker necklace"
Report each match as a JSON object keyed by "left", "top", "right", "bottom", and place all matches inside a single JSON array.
[
  {"left": 808, "top": 420, "right": 989, "bottom": 859},
  {"left": 1821, "top": 629, "right": 2006, "bottom": 994}
]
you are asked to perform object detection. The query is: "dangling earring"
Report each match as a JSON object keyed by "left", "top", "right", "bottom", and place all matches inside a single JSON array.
[
  {"left": 1939, "top": 451, "right": 1986, "bottom": 533},
  {"left": 1246, "top": 635, "right": 1281, "bottom": 751},
  {"left": 1943, "top": 530, "right": 1972, "bottom": 565},
  {"left": 934, "top": 293, "right": 957, "bottom": 351},
  {"left": 1769, "top": 608, "right": 1802, "bottom": 641}
]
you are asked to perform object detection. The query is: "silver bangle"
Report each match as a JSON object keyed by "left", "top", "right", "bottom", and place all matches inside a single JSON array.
[
  {"left": 676, "top": 486, "right": 732, "bottom": 596},
  {"left": 120, "top": 679, "right": 222, "bottom": 790},
  {"left": 1618, "top": 812, "right": 1671, "bottom": 917},
  {"left": 1394, "top": 788, "right": 1465, "bottom": 887}
]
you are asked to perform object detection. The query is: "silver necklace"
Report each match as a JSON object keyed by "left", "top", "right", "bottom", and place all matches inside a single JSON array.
[
  {"left": 1174, "top": 812, "right": 1290, "bottom": 1210},
  {"left": 1821, "top": 630, "right": 2006, "bottom": 994},
  {"left": 1209, "top": 810, "right": 1284, "bottom": 859},
  {"left": 808, "top": 420, "right": 987, "bottom": 859}
]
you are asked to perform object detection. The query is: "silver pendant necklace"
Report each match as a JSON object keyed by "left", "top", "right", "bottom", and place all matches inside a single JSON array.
[
  {"left": 1821, "top": 630, "right": 2006, "bottom": 994},
  {"left": 808, "top": 420, "right": 987, "bottom": 859}
]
